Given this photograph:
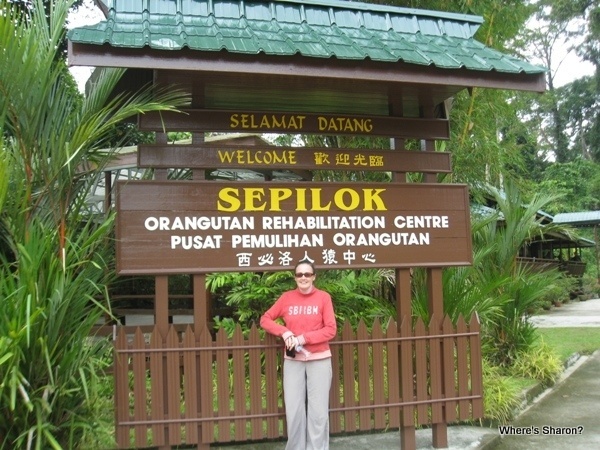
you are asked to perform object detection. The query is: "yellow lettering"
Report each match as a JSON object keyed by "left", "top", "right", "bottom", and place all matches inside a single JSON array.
[
  {"left": 217, "top": 188, "right": 241, "bottom": 212},
  {"left": 288, "top": 115, "right": 299, "bottom": 129},
  {"left": 245, "top": 188, "right": 266, "bottom": 211},
  {"left": 218, "top": 150, "right": 235, "bottom": 163},
  {"left": 318, "top": 117, "right": 328, "bottom": 131},
  {"left": 334, "top": 188, "right": 360, "bottom": 211},
  {"left": 260, "top": 115, "right": 271, "bottom": 128},
  {"left": 230, "top": 114, "right": 240, "bottom": 128},
  {"left": 236, "top": 150, "right": 244, "bottom": 163},
  {"left": 329, "top": 118, "right": 339, "bottom": 131},
  {"left": 216, "top": 187, "right": 387, "bottom": 212},
  {"left": 270, "top": 188, "right": 293, "bottom": 211},
  {"left": 288, "top": 151, "right": 297, "bottom": 164},
  {"left": 249, "top": 114, "right": 258, "bottom": 128},
  {"left": 272, "top": 115, "right": 285, "bottom": 128},
  {"left": 311, "top": 189, "right": 332, "bottom": 211},
  {"left": 296, "top": 188, "right": 307, "bottom": 211},
  {"left": 344, "top": 118, "right": 354, "bottom": 132},
  {"left": 363, "top": 188, "right": 387, "bottom": 211},
  {"left": 239, "top": 114, "right": 250, "bottom": 128}
]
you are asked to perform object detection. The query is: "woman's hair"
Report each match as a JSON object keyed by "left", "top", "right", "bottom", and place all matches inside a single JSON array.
[{"left": 294, "top": 259, "right": 316, "bottom": 273}]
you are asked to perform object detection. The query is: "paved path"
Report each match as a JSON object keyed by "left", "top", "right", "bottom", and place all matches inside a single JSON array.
[
  {"left": 489, "top": 351, "right": 600, "bottom": 449},
  {"left": 528, "top": 297, "right": 600, "bottom": 327}
]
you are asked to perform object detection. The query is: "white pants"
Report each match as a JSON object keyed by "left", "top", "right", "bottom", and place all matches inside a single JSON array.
[{"left": 283, "top": 358, "right": 332, "bottom": 450}]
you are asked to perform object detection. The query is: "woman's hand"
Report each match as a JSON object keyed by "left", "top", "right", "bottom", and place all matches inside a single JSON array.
[{"left": 285, "top": 335, "right": 299, "bottom": 350}]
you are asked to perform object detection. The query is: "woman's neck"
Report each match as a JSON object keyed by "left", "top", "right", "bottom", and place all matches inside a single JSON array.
[{"left": 298, "top": 286, "right": 314, "bottom": 295}]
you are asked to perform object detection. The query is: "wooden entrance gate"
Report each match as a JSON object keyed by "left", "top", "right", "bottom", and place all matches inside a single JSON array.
[{"left": 113, "top": 314, "right": 482, "bottom": 449}]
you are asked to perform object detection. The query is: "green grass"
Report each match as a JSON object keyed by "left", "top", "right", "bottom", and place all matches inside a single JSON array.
[{"left": 536, "top": 327, "right": 600, "bottom": 362}]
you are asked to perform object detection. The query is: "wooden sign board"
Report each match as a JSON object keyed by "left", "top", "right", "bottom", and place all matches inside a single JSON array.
[
  {"left": 137, "top": 144, "right": 452, "bottom": 173},
  {"left": 138, "top": 109, "right": 450, "bottom": 139},
  {"left": 116, "top": 181, "right": 472, "bottom": 274}
]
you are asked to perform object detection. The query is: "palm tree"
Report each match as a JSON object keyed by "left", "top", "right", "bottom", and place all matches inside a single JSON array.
[{"left": 0, "top": 0, "right": 189, "bottom": 447}]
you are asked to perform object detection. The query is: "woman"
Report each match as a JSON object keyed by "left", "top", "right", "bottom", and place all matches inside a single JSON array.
[{"left": 260, "top": 260, "right": 337, "bottom": 450}]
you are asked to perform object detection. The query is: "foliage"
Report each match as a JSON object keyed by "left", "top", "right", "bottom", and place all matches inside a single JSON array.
[
  {"left": 207, "top": 269, "right": 395, "bottom": 332},
  {"left": 481, "top": 359, "right": 522, "bottom": 425},
  {"left": 0, "top": 221, "right": 116, "bottom": 448},
  {"left": 414, "top": 180, "right": 573, "bottom": 366},
  {"left": 474, "top": 182, "right": 570, "bottom": 366},
  {"left": 511, "top": 340, "right": 562, "bottom": 387},
  {"left": 207, "top": 271, "right": 295, "bottom": 326},
  {"left": 0, "top": 0, "right": 189, "bottom": 447},
  {"left": 537, "top": 158, "right": 600, "bottom": 213},
  {"left": 537, "top": 275, "right": 579, "bottom": 309},
  {"left": 412, "top": 214, "right": 509, "bottom": 326}
]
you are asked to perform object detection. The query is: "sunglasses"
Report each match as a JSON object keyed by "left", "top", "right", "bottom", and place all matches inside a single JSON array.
[{"left": 295, "top": 272, "right": 314, "bottom": 278}]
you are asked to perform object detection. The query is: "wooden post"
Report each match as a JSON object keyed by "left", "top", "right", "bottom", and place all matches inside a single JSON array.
[
  {"left": 397, "top": 268, "right": 415, "bottom": 450},
  {"left": 193, "top": 274, "right": 209, "bottom": 329},
  {"left": 428, "top": 267, "right": 447, "bottom": 448},
  {"left": 423, "top": 100, "right": 449, "bottom": 448},
  {"left": 155, "top": 275, "right": 169, "bottom": 337}
]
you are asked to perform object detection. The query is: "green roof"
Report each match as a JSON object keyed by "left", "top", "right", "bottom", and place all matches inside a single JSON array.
[{"left": 68, "top": 0, "right": 545, "bottom": 74}]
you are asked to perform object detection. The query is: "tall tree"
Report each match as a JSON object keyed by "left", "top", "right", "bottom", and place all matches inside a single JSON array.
[{"left": 520, "top": 0, "right": 600, "bottom": 163}]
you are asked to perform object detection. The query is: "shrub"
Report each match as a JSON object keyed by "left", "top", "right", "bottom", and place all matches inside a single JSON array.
[
  {"left": 481, "top": 359, "right": 522, "bottom": 425},
  {"left": 511, "top": 340, "right": 562, "bottom": 387},
  {"left": 538, "top": 275, "right": 578, "bottom": 309}
]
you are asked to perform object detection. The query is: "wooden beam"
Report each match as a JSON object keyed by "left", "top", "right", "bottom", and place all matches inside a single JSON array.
[
  {"left": 138, "top": 109, "right": 450, "bottom": 140},
  {"left": 68, "top": 43, "right": 546, "bottom": 93},
  {"left": 138, "top": 144, "right": 452, "bottom": 173}
]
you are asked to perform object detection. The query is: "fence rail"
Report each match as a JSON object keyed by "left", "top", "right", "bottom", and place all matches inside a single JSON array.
[{"left": 113, "top": 315, "right": 483, "bottom": 449}]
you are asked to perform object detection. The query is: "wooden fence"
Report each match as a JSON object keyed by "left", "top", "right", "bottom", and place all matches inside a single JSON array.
[{"left": 113, "top": 315, "right": 483, "bottom": 449}]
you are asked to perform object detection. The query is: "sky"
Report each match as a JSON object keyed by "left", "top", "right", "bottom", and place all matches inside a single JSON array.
[
  {"left": 68, "top": 1, "right": 595, "bottom": 92},
  {"left": 524, "top": 16, "right": 596, "bottom": 88}
]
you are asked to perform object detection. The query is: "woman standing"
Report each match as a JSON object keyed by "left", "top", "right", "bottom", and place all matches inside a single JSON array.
[{"left": 260, "top": 260, "right": 337, "bottom": 450}]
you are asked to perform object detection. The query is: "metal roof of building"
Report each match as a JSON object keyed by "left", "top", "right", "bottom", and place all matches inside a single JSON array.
[
  {"left": 554, "top": 211, "right": 600, "bottom": 227},
  {"left": 68, "top": 0, "right": 545, "bottom": 75}
]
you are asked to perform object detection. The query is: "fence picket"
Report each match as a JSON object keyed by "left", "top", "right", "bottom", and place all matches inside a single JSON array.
[
  {"left": 399, "top": 315, "right": 414, "bottom": 427},
  {"left": 357, "top": 321, "right": 371, "bottom": 430},
  {"left": 263, "top": 333, "right": 281, "bottom": 438},
  {"left": 182, "top": 326, "right": 198, "bottom": 444},
  {"left": 329, "top": 336, "right": 342, "bottom": 434},
  {"left": 248, "top": 325, "right": 263, "bottom": 440},
  {"left": 166, "top": 327, "right": 182, "bottom": 444},
  {"left": 456, "top": 316, "right": 470, "bottom": 420},
  {"left": 414, "top": 318, "right": 428, "bottom": 425},
  {"left": 442, "top": 317, "right": 458, "bottom": 422},
  {"left": 197, "top": 324, "right": 214, "bottom": 444},
  {"left": 385, "top": 317, "right": 400, "bottom": 428},
  {"left": 150, "top": 330, "right": 166, "bottom": 446},
  {"left": 428, "top": 315, "right": 443, "bottom": 424},
  {"left": 371, "top": 318, "right": 386, "bottom": 429},
  {"left": 232, "top": 325, "right": 246, "bottom": 440},
  {"left": 215, "top": 328, "right": 230, "bottom": 441},
  {"left": 341, "top": 322, "right": 357, "bottom": 432},
  {"left": 114, "top": 328, "right": 130, "bottom": 447},
  {"left": 469, "top": 315, "right": 484, "bottom": 418},
  {"left": 132, "top": 328, "right": 148, "bottom": 447}
]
